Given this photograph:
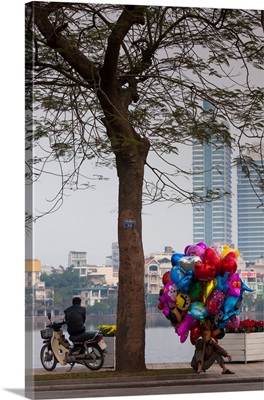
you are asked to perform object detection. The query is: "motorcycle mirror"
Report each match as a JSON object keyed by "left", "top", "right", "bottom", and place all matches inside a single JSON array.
[{"left": 47, "top": 312, "right": 51, "bottom": 320}]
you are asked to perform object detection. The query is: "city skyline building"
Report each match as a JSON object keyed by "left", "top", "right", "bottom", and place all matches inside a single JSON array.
[
  {"left": 237, "top": 145, "right": 264, "bottom": 263},
  {"left": 68, "top": 250, "right": 87, "bottom": 268},
  {"left": 192, "top": 100, "right": 233, "bottom": 246},
  {"left": 111, "top": 242, "right": 119, "bottom": 273}
]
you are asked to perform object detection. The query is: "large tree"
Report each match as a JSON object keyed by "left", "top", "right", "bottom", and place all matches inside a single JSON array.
[{"left": 25, "top": 2, "right": 263, "bottom": 372}]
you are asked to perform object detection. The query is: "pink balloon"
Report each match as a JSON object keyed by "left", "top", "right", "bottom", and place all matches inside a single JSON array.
[
  {"left": 227, "top": 273, "right": 241, "bottom": 296},
  {"left": 176, "top": 314, "right": 197, "bottom": 343},
  {"left": 230, "top": 315, "right": 240, "bottom": 329}
]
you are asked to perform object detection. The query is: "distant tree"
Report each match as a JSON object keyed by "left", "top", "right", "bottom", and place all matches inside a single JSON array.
[
  {"left": 107, "top": 291, "right": 118, "bottom": 315},
  {"left": 26, "top": 3, "right": 263, "bottom": 372},
  {"left": 146, "top": 293, "right": 159, "bottom": 313},
  {"left": 40, "top": 266, "right": 79, "bottom": 287},
  {"left": 40, "top": 266, "right": 92, "bottom": 309},
  {"left": 254, "top": 296, "right": 264, "bottom": 311},
  {"left": 54, "top": 286, "right": 73, "bottom": 310},
  {"left": 86, "top": 301, "right": 109, "bottom": 315}
]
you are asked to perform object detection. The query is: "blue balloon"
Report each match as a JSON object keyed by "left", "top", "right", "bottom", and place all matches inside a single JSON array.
[
  {"left": 171, "top": 253, "right": 185, "bottom": 267},
  {"left": 240, "top": 279, "right": 254, "bottom": 298},
  {"left": 215, "top": 272, "right": 230, "bottom": 294},
  {"left": 170, "top": 265, "right": 185, "bottom": 285},
  {"left": 217, "top": 295, "right": 242, "bottom": 327},
  {"left": 188, "top": 301, "right": 210, "bottom": 319},
  {"left": 177, "top": 270, "right": 194, "bottom": 292},
  {"left": 214, "top": 311, "right": 230, "bottom": 329},
  {"left": 224, "top": 295, "right": 241, "bottom": 311}
]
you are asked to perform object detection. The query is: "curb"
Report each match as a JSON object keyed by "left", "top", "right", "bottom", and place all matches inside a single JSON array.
[{"left": 33, "top": 374, "right": 264, "bottom": 392}]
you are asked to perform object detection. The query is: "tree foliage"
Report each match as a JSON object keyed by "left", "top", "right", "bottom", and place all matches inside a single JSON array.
[
  {"left": 40, "top": 265, "right": 91, "bottom": 287},
  {"left": 26, "top": 2, "right": 263, "bottom": 372},
  {"left": 26, "top": 3, "right": 264, "bottom": 220},
  {"left": 40, "top": 266, "right": 92, "bottom": 309}
]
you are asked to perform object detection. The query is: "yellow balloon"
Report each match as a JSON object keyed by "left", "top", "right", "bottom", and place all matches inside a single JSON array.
[
  {"left": 203, "top": 279, "right": 216, "bottom": 304},
  {"left": 220, "top": 244, "right": 239, "bottom": 259}
]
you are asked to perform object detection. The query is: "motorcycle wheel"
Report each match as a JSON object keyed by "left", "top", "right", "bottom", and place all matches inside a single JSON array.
[
  {"left": 83, "top": 344, "right": 104, "bottom": 371},
  {"left": 40, "top": 344, "right": 57, "bottom": 371}
]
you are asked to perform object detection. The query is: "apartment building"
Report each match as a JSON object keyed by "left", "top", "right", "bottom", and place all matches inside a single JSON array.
[
  {"left": 237, "top": 145, "right": 264, "bottom": 263},
  {"left": 73, "top": 286, "right": 109, "bottom": 307},
  {"left": 192, "top": 100, "right": 232, "bottom": 246},
  {"left": 25, "top": 259, "right": 55, "bottom": 316},
  {"left": 68, "top": 251, "right": 87, "bottom": 267}
]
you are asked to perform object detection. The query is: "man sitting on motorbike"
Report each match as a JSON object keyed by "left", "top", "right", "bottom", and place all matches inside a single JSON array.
[{"left": 64, "top": 297, "right": 90, "bottom": 341}]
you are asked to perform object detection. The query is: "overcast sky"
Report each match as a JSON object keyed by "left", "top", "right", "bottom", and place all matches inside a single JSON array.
[{"left": 28, "top": 145, "right": 194, "bottom": 267}]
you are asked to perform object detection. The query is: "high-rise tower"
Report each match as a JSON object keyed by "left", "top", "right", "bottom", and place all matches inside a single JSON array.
[
  {"left": 192, "top": 100, "right": 232, "bottom": 246},
  {"left": 237, "top": 145, "right": 264, "bottom": 263}
]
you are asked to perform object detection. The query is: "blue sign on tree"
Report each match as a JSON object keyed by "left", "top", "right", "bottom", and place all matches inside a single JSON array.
[{"left": 124, "top": 219, "right": 136, "bottom": 229}]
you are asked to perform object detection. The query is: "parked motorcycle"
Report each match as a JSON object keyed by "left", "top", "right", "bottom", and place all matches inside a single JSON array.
[{"left": 40, "top": 313, "right": 107, "bottom": 372}]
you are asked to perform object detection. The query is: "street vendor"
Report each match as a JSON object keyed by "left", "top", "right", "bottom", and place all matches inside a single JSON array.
[{"left": 191, "top": 337, "right": 235, "bottom": 374}]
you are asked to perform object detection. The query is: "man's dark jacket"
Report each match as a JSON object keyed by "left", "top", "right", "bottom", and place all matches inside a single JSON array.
[{"left": 64, "top": 304, "right": 86, "bottom": 335}]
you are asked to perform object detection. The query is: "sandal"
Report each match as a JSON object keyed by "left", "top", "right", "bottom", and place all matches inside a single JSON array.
[{"left": 222, "top": 369, "right": 235, "bottom": 374}]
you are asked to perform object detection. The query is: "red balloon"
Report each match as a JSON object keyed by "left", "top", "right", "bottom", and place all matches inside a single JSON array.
[
  {"left": 203, "top": 248, "right": 221, "bottom": 275},
  {"left": 206, "top": 289, "right": 225, "bottom": 314},
  {"left": 162, "top": 271, "right": 171, "bottom": 285},
  {"left": 194, "top": 261, "right": 216, "bottom": 281},
  {"left": 190, "top": 325, "right": 201, "bottom": 345},
  {"left": 220, "top": 252, "right": 237, "bottom": 277}
]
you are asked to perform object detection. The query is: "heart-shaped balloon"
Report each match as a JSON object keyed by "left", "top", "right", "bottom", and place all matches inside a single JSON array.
[
  {"left": 179, "top": 256, "right": 201, "bottom": 271},
  {"left": 220, "top": 252, "right": 237, "bottom": 277},
  {"left": 203, "top": 248, "right": 221, "bottom": 275},
  {"left": 194, "top": 261, "right": 216, "bottom": 281}
]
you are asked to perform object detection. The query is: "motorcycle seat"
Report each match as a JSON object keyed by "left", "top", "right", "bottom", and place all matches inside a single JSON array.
[{"left": 69, "top": 331, "right": 99, "bottom": 343}]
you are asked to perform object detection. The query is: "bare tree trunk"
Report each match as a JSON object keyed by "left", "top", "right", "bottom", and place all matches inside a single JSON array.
[{"left": 115, "top": 151, "right": 147, "bottom": 373}]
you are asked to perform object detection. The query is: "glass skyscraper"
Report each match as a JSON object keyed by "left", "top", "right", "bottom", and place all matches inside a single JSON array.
[
  {"left": 237, "top": 146, "right": 264, "bottom": 263},
  {"left": 192, "top": 100, "right": 232, "bottom": 246}
]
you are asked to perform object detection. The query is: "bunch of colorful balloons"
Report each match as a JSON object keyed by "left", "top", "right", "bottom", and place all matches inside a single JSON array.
[{"left": 158, "top": 243, "right": 253, "bottom": 345}]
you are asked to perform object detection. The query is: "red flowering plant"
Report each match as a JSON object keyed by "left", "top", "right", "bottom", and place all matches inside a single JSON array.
[{"left": 225, "top": 319, "right": 264, "bottom": 333}]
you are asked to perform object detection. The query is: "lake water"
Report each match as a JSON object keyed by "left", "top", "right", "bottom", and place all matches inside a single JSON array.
[
  {"left": 29, "top": 326, "right": 195, "bottom": 369},
  {"left": 27, "top": 311, "right": 263, "bottom": 369}
]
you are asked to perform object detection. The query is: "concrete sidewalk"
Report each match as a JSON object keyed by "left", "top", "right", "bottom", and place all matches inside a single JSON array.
[
  {"left": 33, "top": 361, "right": 264, "bottom": 377},
  {"left": 148, "top": 360, "right": 264, "bottom": 380},
  {"left": 32, "top": 360, "right": 264, "bottom": 380}
]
